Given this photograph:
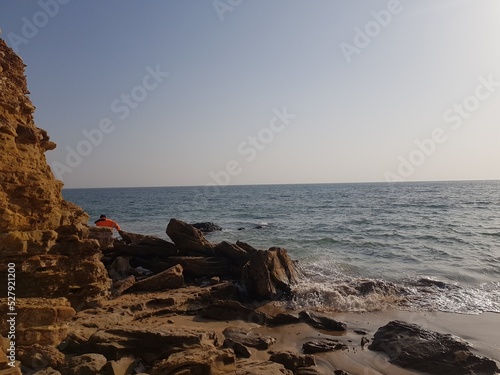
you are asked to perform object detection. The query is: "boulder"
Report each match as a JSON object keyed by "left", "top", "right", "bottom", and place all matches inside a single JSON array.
[
  {"left": 128, "top": 264, "right": 184, "bottom": 292},
  {"left": 299, "top": 311, "right": 347, "bottom": 332},
  {"left": 151, "top": 347, "right": 235, "bottom": 375},
  {"left": 209, "top": 282, "right": 239, "bottom": 300},
  {"left": 222, "top": 327, "right": 275, "bottom": 350},
  {"left": 223, "top": 338, "right": 252, "bottom": 358},
  {"left": 102, "top": 356, "right": 136, "bottom": 375},
  {"left": 369, "top": 320, "right": 499, "bottom": 375},
  {"left": 269, "top": 351, "right": 315, "bottom": 371},
  {"left": 60, "top": 353, "right": 107, "bottom": 375},
  {"left": 111, "top": 275, "right": 136, "bottom": 297},
  {"left": 242, "top": 248, "right": 301, "bottom": 300},
  {"left": 16, "top": 344, "right": 65, "bottom": 370},
  {"left": 191, "top": 222, "right": 222, "bottom": 233},
  {"left": 84, "top": 326, "right": 218, "bottom": 362},
  {"left": 302, "top": 340, "right": 347, "bottom": 354},
  {"left": 236, "top": 241, "right": 258, "bottom": 254},
  {"left": 214, "top": 241, "right": 250, "bottom": 266},
  {"left": 107, "top": 256, "right": 132, "bottom": 281},
  {"left": 166, "top": 219, "right": 214, "bottom": 256}
]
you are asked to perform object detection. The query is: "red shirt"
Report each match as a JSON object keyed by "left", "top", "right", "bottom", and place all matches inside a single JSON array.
[{"left": 95, "top": 218, "right": 121, "bottom": 231}]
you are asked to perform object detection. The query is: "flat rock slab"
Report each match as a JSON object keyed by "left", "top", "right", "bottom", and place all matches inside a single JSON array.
[
  {"left": 235, "top": 360, "right": 293, "bottom": 375},
  {"left": 223, "top": 327, "right": 276, "bottom": 350},
  {"left": 85, "top": 326, "right": 217, "bottom": 362},
  {"left": 128, "top": 264, "right": 184, "bottom": 292},
  {"left": 302, "top": 339, "right": 347, "bottom": 354},
  {"left": 369, "top": 320, "right": 499, "bottom": 375},
  {"left": 151, "top": 347, "right": 235, "bottom": 375}
]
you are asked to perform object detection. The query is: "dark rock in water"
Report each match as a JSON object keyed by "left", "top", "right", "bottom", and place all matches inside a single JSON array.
[
  {"left": 242, "top": 247, "right": 301, "bottom": 300},
  {"left": 166, "top": 219, "right": 214, "bottom": 256},
  {"left": 369, "top": 320, "right": 499, "bottom": 375},
  {"left": 223, "top": 327, "right": 276, "bottom": 350},
  {"left": 415, "top": 277, "right": 449, "bottom": 289},
  {"left": 214, "top": 241, "right": 250, "bottom": 266},
  {"left": 128, "top": 264, "right": 184, "bottom": 292},
  {"left": 237, "top": 227, "right": 245, "bottom": 231},
  {"left": 191, "top": 222, "right": 222, "bottom": 233},
  {"left": 302, "top": 339, "right": 347, "bottom": 354},
  {"left": 299, "top": 311, "right": 347, "bottom": 332},
  {"left": 269, "top": 351, "right": 315, "bottom": 371},
  {"left": 201, "top": 300, "right": 267, "bottom": 323}
]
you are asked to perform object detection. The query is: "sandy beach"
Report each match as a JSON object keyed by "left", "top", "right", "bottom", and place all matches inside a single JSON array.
[{"left": 166, "top": 305, "right": 500, "bottom": 375}]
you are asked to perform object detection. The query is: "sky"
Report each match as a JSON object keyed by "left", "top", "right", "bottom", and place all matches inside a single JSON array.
[{"left": 1, "top": 0, "right": 499, "bottom": 188}]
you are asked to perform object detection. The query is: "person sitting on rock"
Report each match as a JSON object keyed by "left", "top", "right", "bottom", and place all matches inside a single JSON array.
[{"left": 94, "top": 214, "right": 121, "bottom": 232}]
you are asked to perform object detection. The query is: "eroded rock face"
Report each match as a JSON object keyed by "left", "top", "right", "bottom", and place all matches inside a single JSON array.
[
  {"left": 242, "top": 247, "right": 301, "bottom": 300},
  {"left": 0, "top": 38, "right": 111, "bottom": 308}
]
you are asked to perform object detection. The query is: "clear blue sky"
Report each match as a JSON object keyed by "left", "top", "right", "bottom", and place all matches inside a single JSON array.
[{"left": 1, "top": 0, "right": 499, "bottom": 188}]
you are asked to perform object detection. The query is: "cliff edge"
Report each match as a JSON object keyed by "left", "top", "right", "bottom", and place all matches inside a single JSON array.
[{"left": 0, "top": 38, "right": 111, "bottom": 307}]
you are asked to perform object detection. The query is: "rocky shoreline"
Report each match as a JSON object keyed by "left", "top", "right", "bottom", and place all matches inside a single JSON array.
[{"left": 1, "top": 37, "right": 499, "bottom": 375}]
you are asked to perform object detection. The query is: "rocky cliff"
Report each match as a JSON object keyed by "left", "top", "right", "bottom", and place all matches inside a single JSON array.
[{"left": 0, "top": 38, "right": 111, "bottom": 307}]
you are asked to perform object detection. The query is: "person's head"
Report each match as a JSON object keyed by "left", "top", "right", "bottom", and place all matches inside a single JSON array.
[{"left": 100, "top": 214, "right": 107, "bottom": 219}]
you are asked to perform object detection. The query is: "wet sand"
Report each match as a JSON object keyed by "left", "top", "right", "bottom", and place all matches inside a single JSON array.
[{"left": 166, "top": 307, "right": 500, "bottom": 375}]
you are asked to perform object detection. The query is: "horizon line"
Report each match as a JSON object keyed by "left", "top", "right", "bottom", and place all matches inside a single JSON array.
[{"left": 62, "top": 178, "right": 500, "bottom": 190}]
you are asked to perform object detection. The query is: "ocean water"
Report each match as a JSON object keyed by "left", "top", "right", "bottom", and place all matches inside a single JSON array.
[{"left": 63, "top": 181, "right": 500, "bottom": 314}]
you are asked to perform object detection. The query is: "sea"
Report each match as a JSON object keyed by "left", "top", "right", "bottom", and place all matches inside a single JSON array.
[{"left": 62, "top": 180, "right": 500, "bottom": 315}]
